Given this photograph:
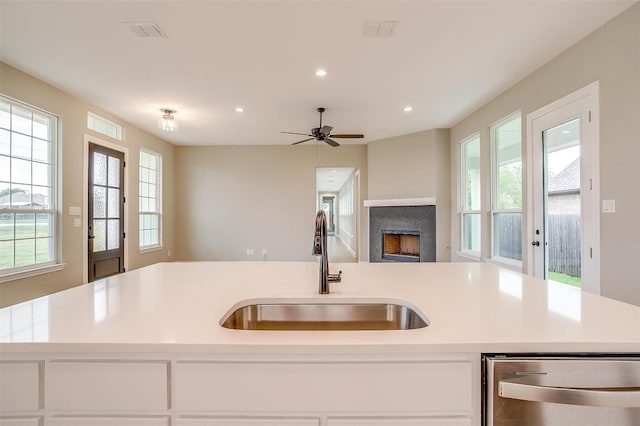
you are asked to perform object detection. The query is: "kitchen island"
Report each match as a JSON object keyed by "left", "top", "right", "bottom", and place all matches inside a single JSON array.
[{"left": 1, "top": 261, "right": 639, "bottom": 426}]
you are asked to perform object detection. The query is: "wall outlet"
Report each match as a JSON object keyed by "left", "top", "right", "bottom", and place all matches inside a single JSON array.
[
  {"left": 168, "top": 250, "right": 171, "bottom": 257},
  {"left": 73, "top": 218, "right": 81, "bottom": 227}
]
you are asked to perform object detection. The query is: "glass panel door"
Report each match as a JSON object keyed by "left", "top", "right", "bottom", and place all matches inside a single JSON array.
[
  {"left": 542, "top": 119, "right": 582, "bottom": 288},
  {"left": 88, "top": 143, "right": 124, "bottom": 282}
]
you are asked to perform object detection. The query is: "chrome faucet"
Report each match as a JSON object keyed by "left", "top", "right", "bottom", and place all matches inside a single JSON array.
[{"left": 313, "top": 209, "right": 342, "bottom": 294}]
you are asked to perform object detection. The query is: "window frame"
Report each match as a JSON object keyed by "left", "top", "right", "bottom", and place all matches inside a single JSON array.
[
  {"left": 0, "top": 94, "right": 64, "bottom": 282},
  {"left": 459, "top": 133, "right": 482, "bottom": 258},
  {"left": 87, "top": 111, "right": 123, "bottom": 141},
  {"left": 138, "top": 148, "right": 162, "bottom": 251},
  {"left": 490, "top": 111, "right": 523, "bottom": 269}
]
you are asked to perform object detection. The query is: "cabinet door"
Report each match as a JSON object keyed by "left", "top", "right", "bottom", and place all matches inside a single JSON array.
[
  {"left": 46, "top": 361, "right": 169, "bottom": 411},
  {"left": 0, "top": 418, "right": 42, "bottom": 426},
  {"left": 175, "top": 361, "right": 472, "bottom": 413},
  {"left": 327, "top": 418, "right": 472, "bottom": 426},
  {"left": 177, "top": 419, "right": 319, "bottom": 426},
  {"left": 0, "top": 362, "right": 41, "bottom": 412},
  {"left": 47, "top": 417, "right": 169, "bottom": 426}
]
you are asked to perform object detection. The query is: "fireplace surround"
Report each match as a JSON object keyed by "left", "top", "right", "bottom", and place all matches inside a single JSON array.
[{"left": 369, "top": 205, "right": 436, "bottom": 262}]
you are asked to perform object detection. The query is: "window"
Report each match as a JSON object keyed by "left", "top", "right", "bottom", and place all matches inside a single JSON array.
[
  {"left": 491, "top": 113, "right": 522, "bottom": 265},
  {"left": 0, "top": 95, "right": 59, "bottom": 277},
  {"left": 460, "top": 134, "right": 481, "bottom": 255},
  {"left": 87, "top": 111, "right": 123, "bottom": 141},
  {"left": 139, "top": 149, "right": 162, "bottom": 249}
]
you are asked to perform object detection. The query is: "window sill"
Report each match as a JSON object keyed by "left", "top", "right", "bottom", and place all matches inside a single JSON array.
[
  {"left": 456, "top": 251, "right": 482, "bottom": 262},
  {"left": 0, "top": 263, "right": 66, "bottom": 284},
  {"left": 485, "top": 257, "right": 523, "bottom": 272},
  {"left": 139, "top": 245, "right": 163, "bottom": 254}
]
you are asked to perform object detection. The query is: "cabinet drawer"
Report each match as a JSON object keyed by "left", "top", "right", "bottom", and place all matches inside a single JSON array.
[
  {"left": 175, "top": 361, "right": 472, "bottom": 413},
  {"left": 48, "top": 418, "right": 169, "bottom": 426},
  {"left": 0, "top": 362, "right": 42, "bottom": 411},
  {"left": 46, "top": 361, "right": 169, "bottom": 411},
  {"left": 177, "top": 418, "right": 319, "bottom": 426},
  {"left": 0, "top": 418, "right": 42, "bottom": 426},
  {"left": 327, "top": 418, "right": 472, "bottom": 426}
]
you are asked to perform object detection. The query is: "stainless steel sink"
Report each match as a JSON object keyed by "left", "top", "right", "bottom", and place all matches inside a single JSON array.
[{"left": 220, "top": 299, "right": 429, "bottom": 331}]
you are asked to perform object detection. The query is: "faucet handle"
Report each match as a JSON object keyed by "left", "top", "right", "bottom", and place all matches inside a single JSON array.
[{"left": 328, "top": 270, "right": 342, "bottom": 283}]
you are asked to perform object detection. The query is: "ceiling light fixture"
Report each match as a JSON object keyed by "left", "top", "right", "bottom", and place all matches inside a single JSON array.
[
  {"left": 315, "top": 69, "right": 328, "bottom": 77},
  {"left": 403, "top": 106, "right": 413, "bottom": 113},
  {"left": 159, "top": 108, "right": 178, "bottom": 132},
  {"left": 235, "top": 106, "right": 245, "bottom": 113}
]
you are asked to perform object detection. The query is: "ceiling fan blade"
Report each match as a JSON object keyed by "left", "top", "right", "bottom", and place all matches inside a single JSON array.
[
  {"left": 291, "top": 137, "right": 315, "bottom": 145},
  {"left": 320, "top": 125, "right": 333, "bottom": 135},
  {"left": 330, "top": 134, "right": 364, "bottom": 139},
  {"left": 324, "top": 138, "right": 340, "bottom": 147},
  {"left": 281, "top": 131, "right": 313, "bottom": 136}
]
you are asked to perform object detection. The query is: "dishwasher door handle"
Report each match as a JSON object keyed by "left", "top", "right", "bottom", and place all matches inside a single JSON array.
[{"left": 499, "top": 380, "right": 640, "bottom": 408}]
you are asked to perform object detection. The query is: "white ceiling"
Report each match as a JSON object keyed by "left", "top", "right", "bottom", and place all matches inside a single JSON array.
[
  {"left": 317, "top": 167, "right": 356, "bottom": 192},
  {"left": 0, "top": 0, "right": 635, "bottom": 146}
]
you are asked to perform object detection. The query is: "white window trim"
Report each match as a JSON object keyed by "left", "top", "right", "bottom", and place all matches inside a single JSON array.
[
  {"left": 459, "top": 132, "right": 481, "bottom": 258},
  {"left": 139, "top": 148, "right": 162, "bottom": 251},
  {"left": 489, "top": 111, "right": 523, "bottom": 270},
  {"left": 0, "top": 95, "right": 64, "bottom": 282},
  {"left": 83, "top": 134, "right": 129, "bottom": 284}
]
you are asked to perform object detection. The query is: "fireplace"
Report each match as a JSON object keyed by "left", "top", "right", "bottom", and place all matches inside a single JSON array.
[
  {"left": 369, "top": 205, "right": 435, "bottom": 262},
  {"left": 382, "top": 230, "right": 420, "bottom": 262}
]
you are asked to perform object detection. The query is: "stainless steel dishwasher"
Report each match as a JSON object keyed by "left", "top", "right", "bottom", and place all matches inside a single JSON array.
[{"left": 483, "top": 354, "right": 640, "bottom": 426}]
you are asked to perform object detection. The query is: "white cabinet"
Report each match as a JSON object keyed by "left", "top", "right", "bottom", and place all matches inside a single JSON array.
[
  {"left": 327, "top": 418, "right": 472, "bottom": 426},
  {"left": 0, "top": 418, "right": 41, "bottom": 426},
  {"left": 46, "top": 361, "right": 169, "bottom": 411},
  {"left": 177, "top": 418, "right": 320, "bottom": 426},
  {"left": 0, "top": 353, "right": 479, "bottom": 426},
  {"left": 47, "top": 417, "right": 169, "bottom": 426},
  {"left": 175, "top": 360, "right": 472, "bottom": 413},
  {"left": 0, "top": 362, "right": 41, "bottom": 412}
]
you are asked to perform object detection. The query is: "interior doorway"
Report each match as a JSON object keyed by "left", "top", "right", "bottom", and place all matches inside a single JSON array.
[{"left": 316, "top": 167, "right": 358, "bottom": 263}]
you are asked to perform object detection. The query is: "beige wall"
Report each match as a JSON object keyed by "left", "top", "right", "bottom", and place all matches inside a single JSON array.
[
  {"left": 450, "top": 4, "right": 640, "bottom": 305},
  {"left": 367, "top": 129, "right": 451, "bottom": 261},
  {"left": 174, "top": 145, "right": 367, "bottom": 262},
  {"left": 0, "top": 63, "right": 175, "bottom": 307}
]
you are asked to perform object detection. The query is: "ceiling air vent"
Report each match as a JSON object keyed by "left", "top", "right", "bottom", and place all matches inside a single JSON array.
[
  {"left": 122, "top": 22, "right": 167, "bottom": 39},
  {"left": 363, "top": 21, "right": 397, "bottom": 38}
]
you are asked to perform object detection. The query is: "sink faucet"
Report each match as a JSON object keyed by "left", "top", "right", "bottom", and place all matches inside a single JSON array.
[{"left": 313, "top": 209, "right": 342, "bottom": 294}]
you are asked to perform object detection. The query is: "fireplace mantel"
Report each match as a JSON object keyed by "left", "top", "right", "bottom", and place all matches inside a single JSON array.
[{"left": 363, "top": 197, "right": 436, "bottom": 207}]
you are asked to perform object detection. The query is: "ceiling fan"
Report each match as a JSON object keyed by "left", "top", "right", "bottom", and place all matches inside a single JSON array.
[{"left": 282, "top": 107, "right": 364, "bottom": 147}]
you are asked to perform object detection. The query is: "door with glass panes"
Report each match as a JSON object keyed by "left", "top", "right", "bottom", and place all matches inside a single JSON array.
[{"left": 88, "top": 143, "right": 124, "bottom": 281}]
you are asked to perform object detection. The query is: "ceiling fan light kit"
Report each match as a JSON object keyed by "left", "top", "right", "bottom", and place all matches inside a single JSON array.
[{"left": 282, "top": 107, "right": 364, "bottom": 147}]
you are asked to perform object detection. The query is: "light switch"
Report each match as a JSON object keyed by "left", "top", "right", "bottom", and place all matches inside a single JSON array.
[
  {"left": 69, "top": 206, "right": 81, "bottom": 216},
  {"left": 602, "top": 199, "right": 616, "bottom": 213},
  {"left": 73, "top": 218, "right": 82, "bottom": 227}
]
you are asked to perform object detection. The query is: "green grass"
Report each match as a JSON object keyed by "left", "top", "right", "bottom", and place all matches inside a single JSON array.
[
  {"left": 0, "top": 217, "right": 52, "bottom": 269},
  {"left": 548, "top": 271, "right": 582, "bottom": 288}
]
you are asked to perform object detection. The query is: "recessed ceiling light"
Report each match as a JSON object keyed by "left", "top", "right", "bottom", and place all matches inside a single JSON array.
[
  {"left": 403, "top": 106, "right": 413, "bottom": 113},
  {"left": 235, "top": 106, "right": 244, "bottom": 113},
  {"left": 562, "top": 130, "right": 571, "bottom": 134},
  {"left": 315, "top": 69, "right": 328, "bottom": 77}
]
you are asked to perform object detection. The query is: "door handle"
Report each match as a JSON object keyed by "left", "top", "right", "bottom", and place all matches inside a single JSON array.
[
  {"left": 499, "top": 379, "right": 640, "bottom": 408},
  {"left": 531, "top": 241, "right": 540, "bottom": 246},
  {"left": 88, "top": 234, "right": 95, "bottom": 239}
]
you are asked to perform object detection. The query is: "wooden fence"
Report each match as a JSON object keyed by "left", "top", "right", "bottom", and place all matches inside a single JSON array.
[
  {"left": 495, "top": 213, "right": 581, "bottom": 278},
  {"left": 547, "top": 214, "right": 581, "bottom": 278}
]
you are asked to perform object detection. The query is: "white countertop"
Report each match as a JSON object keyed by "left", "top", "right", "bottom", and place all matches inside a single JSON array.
[{"left": 1, "top": 261, "right": 638, "bottom": 354}]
